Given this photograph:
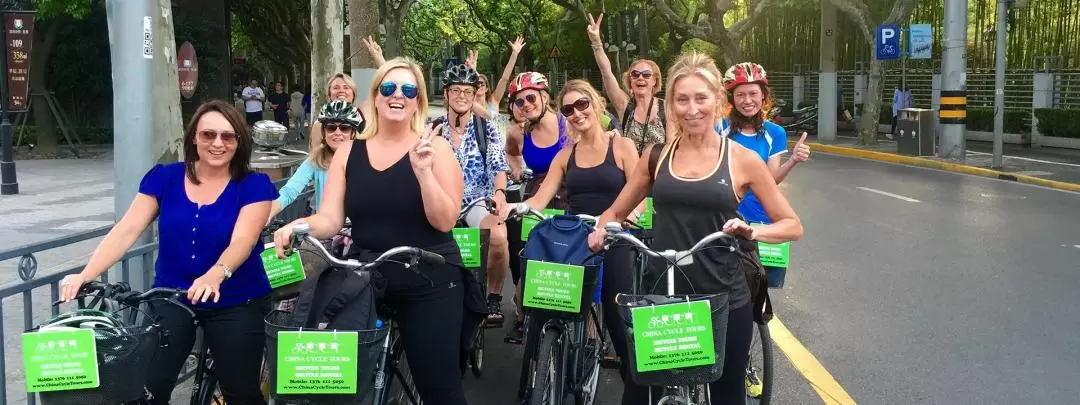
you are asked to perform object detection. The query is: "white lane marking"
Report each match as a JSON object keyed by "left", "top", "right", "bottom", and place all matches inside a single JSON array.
[
  {"left": 966, "top": 150, "right": 1080, "bottom": 168},
  {"left": 856, "top": 187, "right": 921, "bottom": 203},
  {"left": 1074, "top": 245, "right": 1080, "bottom": 249}
]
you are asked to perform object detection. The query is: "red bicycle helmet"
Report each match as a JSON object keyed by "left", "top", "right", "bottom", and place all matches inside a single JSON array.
[
  {"left": 723, "top": 62, "right": 768, "bottom": 91},
  {"left": 508, "top": 72, "right": 549, "bottom": 98}
]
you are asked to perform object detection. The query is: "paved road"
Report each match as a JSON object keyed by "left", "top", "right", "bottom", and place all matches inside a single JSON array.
[
  {"left": 459, "top": 152, "right": 1080, "bottom": 404},
  {"left": 5, "top": 129, "right": 1080, "bottom": 404}
]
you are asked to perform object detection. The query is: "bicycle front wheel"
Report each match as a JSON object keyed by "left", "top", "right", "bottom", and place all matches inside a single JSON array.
[
  {"left": 528, "top": 331, "right": 566, "bottom": 405},
  {"left": 745, "top": 322, "right": 774, "bottom": 405}
]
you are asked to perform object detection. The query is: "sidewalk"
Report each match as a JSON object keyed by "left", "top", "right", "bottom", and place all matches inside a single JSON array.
[{"left": 796, "top": 133, "right": 1080, "bottom": 192}]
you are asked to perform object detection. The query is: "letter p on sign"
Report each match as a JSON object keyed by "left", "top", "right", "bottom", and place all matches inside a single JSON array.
[{"left": 876, "top": 24, "right": 900, "bottom": 60}]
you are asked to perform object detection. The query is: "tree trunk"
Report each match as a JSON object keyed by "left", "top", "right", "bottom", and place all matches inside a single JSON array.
[
  {"left": 382, "top": 12, "right": 404, "bottom": 58},
  {"left": 349, "top": 0, "right": 380, "bottom": 69},
  {"left": 859, "top": 57, "right": 883, "bottom": 145},
  {"left": 311, "top": 0, "right": 345, "bottom": 114},
  {"left": 29, "top": 19, "right": 61, "bottom": 154}
]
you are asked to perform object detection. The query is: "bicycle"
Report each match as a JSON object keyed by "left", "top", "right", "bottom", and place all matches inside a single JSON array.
[
  {"left": 601, "top": 222, "right": 774, "bottom": 405},
  {"left": 32, "top": 280, "right": 226, "bottom": 405},
  {"left": 506, "top": 205, "right": 606, "bottom": 405},
  {"left": 263, "top": 222, "right": 451, "bottom": 405},
  {"left": 456, "top": 196, "right": 498, "bottom": 377}
]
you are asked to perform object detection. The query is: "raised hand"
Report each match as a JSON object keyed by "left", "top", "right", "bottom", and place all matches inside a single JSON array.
[{"left": 586, "top": 13, "right": 604, "bottom": 45}]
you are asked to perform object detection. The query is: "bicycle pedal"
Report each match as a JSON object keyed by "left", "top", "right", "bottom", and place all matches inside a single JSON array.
[{"left": 599, "top": 355, "right": 621, "bottom": 369}]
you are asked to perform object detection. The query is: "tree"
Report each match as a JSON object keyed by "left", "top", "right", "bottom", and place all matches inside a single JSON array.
[
  {"left": 26, "top": 0, "right": 94, "bottom": 155},
  {"left": 652, "top": 0, "right": 777, "bottom": 66},
  {"left": 829, "top": 0, "right": 917, "bottom": 145},
  {"left": 231, "top": 0, "right": 311, "bottom": 84},
  {"left": 348, "top": 0, "right": 380, "bottom": 71},
  {"left": 379, "top": 0, "right": 419, "bottom": 58}
]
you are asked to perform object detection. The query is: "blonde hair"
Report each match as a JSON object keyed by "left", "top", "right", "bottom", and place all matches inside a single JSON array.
[
  {"left": 622, "top": 59, "right": 663, "bottom": 96},
  {"left": 664, "top": 52, "right": 727, "bottom": 141},
  {"left": 358, "top": 57, "right": 429, "bottom": 140},
  {"left": 556, "top": 79, "right": 608, "bottom": 144},
  {"left": 327, "top": 73, "right": 359, "bottom": 102}
]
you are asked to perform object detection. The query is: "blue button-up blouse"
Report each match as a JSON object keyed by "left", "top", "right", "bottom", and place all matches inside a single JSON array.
[{"left": 138, "top": 162, "right": 278, "bottom": 308}]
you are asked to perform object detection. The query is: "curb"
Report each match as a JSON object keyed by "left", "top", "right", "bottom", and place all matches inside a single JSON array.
[{"left": 791, "top": 140, "right": 1080, "bottom": 193}]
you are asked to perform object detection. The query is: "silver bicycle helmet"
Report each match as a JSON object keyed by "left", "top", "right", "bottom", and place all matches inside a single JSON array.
[
  {"left": 442, "top": 64, "right": 481, "bottom": 89},
  {"left": 318, "top": 100, "right": 363, "bottom": 130}
]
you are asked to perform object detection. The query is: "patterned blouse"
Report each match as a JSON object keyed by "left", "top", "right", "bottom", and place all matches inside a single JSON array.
[{"left": 440, "top": 116, "right": 510, "bottom": 207}]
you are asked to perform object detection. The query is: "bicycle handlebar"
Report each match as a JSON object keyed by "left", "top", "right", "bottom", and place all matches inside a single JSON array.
[
  {"left": 602, "top": 222, "right": 737, "bottom": 296},
  {"left": 458, "top": 197, "right": 498, "bottom": 223},
  {"left": 287, "top": 222, "right": 446, "bottom": 273},
  {"left": 506, "top": 204, "right": 601, "bottom": 230},
  {"left": 54, "top": 280, "right": 195, "bottom": 318}
]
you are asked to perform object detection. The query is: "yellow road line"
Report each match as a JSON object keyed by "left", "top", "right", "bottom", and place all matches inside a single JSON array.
[{"left": 769, "top": 317, "right": 857, "bottom": 405}]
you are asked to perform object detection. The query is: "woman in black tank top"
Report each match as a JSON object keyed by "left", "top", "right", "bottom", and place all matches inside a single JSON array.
[
  {"left": 588, "top": 53, "right": 804, "bottom": 405},
  {"left": 274, "top": 59, "right": 472, "bottom": 405}
]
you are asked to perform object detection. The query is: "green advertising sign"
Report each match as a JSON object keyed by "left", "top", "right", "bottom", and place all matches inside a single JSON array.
[
  {"left": 22, "top": 329, "right": 100, "bottom": 392},
  {"left": 452, "top": 228, "right": 482, "bottom": 269},
  {"left": 637, "top": 197, "right": 654, "bottom": 230},
  {"left": 630, "top": 300, "right": 716, "bottom": 372},
  {"left": 522, "top": 260, "right": 584, "bottom": 313},
  {"left": 748, "top": 224, "right": 790, "bottom": 268},
  {"left": 521, "top": 209, "right": 564, "bottom": 241},
  {"left": 276, "top": 331, "right": 359, "bottom": 394},
  {"left": 261, "top": 245, "right": 306, "bottom": 289}
]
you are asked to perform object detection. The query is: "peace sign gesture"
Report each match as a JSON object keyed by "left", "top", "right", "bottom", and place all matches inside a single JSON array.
[
  {"left": 586, "top": 13, "right": 604, "bottom": 45},
  {"left": 411, "top": 122, "right": 443, "bottom": 175}
]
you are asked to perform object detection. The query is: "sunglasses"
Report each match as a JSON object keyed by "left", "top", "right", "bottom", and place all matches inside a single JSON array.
[
  {"left": 379, "top": 81, "right": 419, "bottom": 99},
  {"left": 630, "top": 70, "right": 654, "bottom": 79},
  {"left": 512, "top": 93, "right": 539, "bottom": 108},
  {"left": 197, "top": 129, "right": 238, "bottom": 144},
  {"left": 323, "top": 123, "right": 354, "bottom": 133},
  {"left": 560, "top": 98, "right": 592, "bottom": 117}
]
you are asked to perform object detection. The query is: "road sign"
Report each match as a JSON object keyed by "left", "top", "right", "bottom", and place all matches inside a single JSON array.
[
  {"left": 3, "top": 12, "right": 34, "bottom": 112},
  {"left": 908, "top": 24, "right": 933, "bottom": 59},
  {"left": 177, "top": 41, "right": 198, "bottom": 99},
  {"left": 550, "top": 45, "right": 562, "bottom": 58},
  {"left": 875, "top": 24, "right": 900, "bottom": 60},
  {"left": 444, "top": 58, "right": 460, "bottom": 70}
]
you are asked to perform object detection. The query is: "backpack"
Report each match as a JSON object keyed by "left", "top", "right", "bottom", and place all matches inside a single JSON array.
[
  {"left": 645, "top": 143, "right": 774, "bottom": 325},
  {"left": 430, "top": 113, "right": 491, "bottom": 168},
  {"left": 521, "top": 215, "right": 604, "bottom": 314}
]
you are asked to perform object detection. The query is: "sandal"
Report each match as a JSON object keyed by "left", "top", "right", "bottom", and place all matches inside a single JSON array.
[
  {"left": 504, "top": 320, "right": 525, "bottom": 344},
  {"left": 485, "top": 294, "right": 505, "bottom": 328}
]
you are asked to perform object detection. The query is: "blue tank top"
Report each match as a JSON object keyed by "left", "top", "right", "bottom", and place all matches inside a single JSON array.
[{"left": 522, "top": 115, "right": 567, "bottom": 175}]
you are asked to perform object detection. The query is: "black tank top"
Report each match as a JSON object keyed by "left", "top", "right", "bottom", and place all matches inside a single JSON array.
[
  {"left": 565, "top": 136, "right": 625, "bottom": 216},
  {"left": 344, "top": 140, "right": 455, "bottom": 252},
  {"left": 652, "top": 136, "right": 750, "bottom": 307}
]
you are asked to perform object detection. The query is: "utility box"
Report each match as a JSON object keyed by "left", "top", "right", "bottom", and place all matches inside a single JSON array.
[{"left": 896, "top": 108, "right": 935, "bottom": 156}]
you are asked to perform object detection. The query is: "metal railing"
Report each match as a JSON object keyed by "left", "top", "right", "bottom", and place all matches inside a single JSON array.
[{"left": 0, "top": 177, "right": 313, "bottom": 404}]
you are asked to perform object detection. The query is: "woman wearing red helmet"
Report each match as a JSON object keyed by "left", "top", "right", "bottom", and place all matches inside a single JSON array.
[{"left": 720, "top": 62, "right": 811, "bottom": 289}]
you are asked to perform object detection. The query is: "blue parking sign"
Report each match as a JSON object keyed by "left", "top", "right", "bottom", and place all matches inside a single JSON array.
[
  {"left": 875, "top": 25, "right": 900, "bottom": 60},
  {"left": 445, "top": 58, "right": 460, "bottom": 69}
]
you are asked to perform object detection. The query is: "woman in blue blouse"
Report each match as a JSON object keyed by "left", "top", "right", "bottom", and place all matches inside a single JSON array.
[
  {"left": 59, "top": 100, "right": 278, "bottom": 404},
  {"left": 267, "top": 100, "right": 364, "bottom": 219}
]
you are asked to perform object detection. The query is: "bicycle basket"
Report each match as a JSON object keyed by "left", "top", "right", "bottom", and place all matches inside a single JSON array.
[
  {"left": 37, "top": 324, "right": 163, "bottom": 405},
  {"left": 264, "top": 309, "right": 389, "bottom": 404},
  {"left": 616, "top": 293, "right": 730, "bottom": 386}
]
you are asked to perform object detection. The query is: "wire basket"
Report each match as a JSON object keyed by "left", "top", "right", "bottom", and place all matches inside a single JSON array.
[
  {"left": 264, "top": 310, "right": 389, "bottom": 404},
  {"left": 38, "top": 325, "right": 164, "bottom": 405},
  {"left": 616, "top": 293, "right": 730, "bottom": 387},
  {"left": 252, "top": 120, "right": 289, "bottom": 149}
]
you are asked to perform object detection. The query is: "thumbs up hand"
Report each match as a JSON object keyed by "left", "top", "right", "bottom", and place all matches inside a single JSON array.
[{"left": 792, "top": 132, "right": 811, "bottom": 163}]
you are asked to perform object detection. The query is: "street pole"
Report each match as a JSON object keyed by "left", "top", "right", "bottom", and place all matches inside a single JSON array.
[
  {"left": 992, "top": 0, "right": 1007, "bottom": 169},
  {"left": 0, "top": 8, "right": 20, "bottom": 195},
  {"left": 817, "top": 0, "right": 838, "bottom": 143},
  {"left": 938, "top": 0, "right": 968, "bottom": 161}
]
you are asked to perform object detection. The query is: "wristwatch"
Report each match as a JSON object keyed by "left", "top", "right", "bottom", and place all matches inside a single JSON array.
[{"left": 215, "top": 263, "right": 233, "bottom": 279}]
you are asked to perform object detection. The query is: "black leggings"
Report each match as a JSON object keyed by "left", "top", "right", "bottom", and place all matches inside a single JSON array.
[
  {"left": 600, "top": 244, "right": 635, "bottom": 379},
  {"left": 379, "top": 263, "right": 469, "bottom": 405},
  {"left": 147, "top": 295, "right": 271, "bottom": 405},
  {"left": 620, "top": 303, "right": 754, "bottom": 405}
]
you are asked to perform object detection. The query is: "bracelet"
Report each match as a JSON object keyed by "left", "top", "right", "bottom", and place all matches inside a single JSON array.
[
  {"left": 494, "top": 188, "right": 506, "bottom": 196},
  {"left": 214, "top": 263, "right": 233, "bottom": 279},
  {"left": 590, "top": 43, "right": 604, "bottom": 50}
]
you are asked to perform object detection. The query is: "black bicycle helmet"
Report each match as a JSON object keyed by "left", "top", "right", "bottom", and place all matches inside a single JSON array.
[
  {"left": 442, "top": 64, "right": 481, "bottom": 89},
  {"left": 318, "top": 100, "right": 363, "bottom": 130}
]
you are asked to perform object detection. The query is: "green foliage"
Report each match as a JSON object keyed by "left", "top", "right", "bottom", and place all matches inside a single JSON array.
[
  {"left": 46, "top": 3, "right": 111, "bottom": 125},
  {"left": 15, "top": 125, "right": 113, "bottom": 145},
  {"left": 1034, "top": 109, "right": 1080, "bottom": 139},
  {"left": 32, "top": 0, "right": 94, "bottom": 20},
  {"left": 965, "top": 108, "right": 1030, "bottom": 134}
]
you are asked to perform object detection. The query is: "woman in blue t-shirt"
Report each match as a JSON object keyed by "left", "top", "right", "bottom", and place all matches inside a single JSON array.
[
  {"left": 59, "top": 100, "right": 278, "bottom": 404},
  {"left": 720, "top": 62, "right": 811, "bottom": 288}
]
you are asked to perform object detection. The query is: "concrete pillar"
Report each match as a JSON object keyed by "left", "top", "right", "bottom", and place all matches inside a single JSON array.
[
  {"left": 1031, "top": 72, "right": 1056, "bottom": 146},
  {"left": 939, "top": 0, "right": 968, "bottom": 161},
  {"left": 793, "top": 76, "right": 804, "bottom": 108},
  {"left": 817, "top": 0, "right": 838, "bottom": 142},
  {"left": 311, "top": 0, "right": 345, "bottom": 116}
]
